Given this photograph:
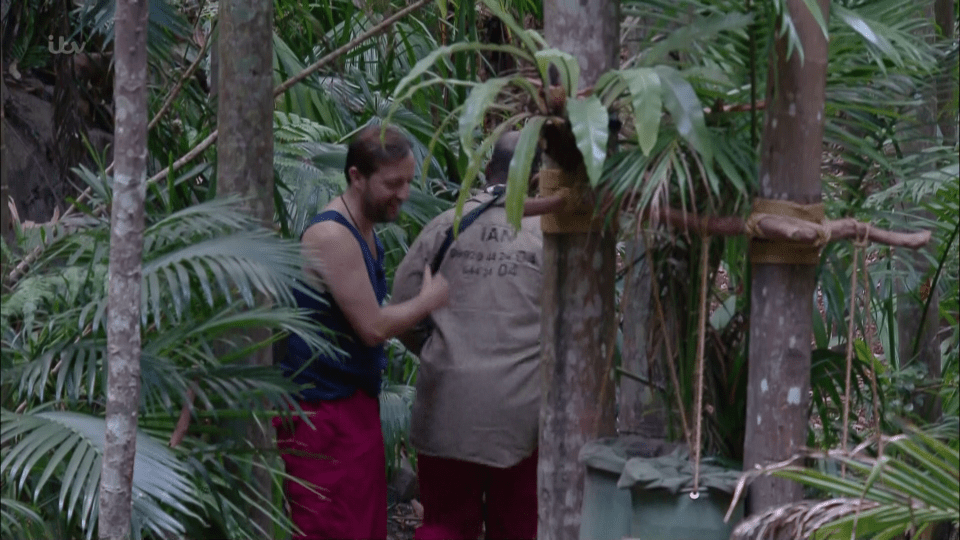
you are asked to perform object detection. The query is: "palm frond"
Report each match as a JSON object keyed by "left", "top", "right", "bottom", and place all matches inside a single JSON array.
[
  {"left": 272, "top": 32, "right": 356, "bottom": 131},
  {"left": 731, "top": 427, "right": 960, "bottom": 540},
  {"left": 2, "top": 197, "right": 338, "bottom": 411},
  {"left": 833, "top": 0, "right": 938, "bottom": 73},
  {"left": 274, "top": 112, "right": 341, "bottom": 144},
  {"left": 380, "top": 383, "right": 415, "bottom": 481},
  {"left": 74, "top": 0, "right": 193, "bottom": 62},
  {"left": 1, "top": 496, "right": 51, "bottom": 539},
  {"left": 1, "top": 409, "right": 203, "bottom": 540},
  {"left": 380, "top": 383, "right": 415, "bottom": 447},
  {"left": 142, "top": 231, "right": 304, "bottom": 320},
  {"left": 171, "top": 435, "right": 298, "bottom": 540}
]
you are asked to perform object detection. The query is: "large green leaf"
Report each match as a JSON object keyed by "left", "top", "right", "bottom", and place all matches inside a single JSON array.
[
  {"left": 831, "top": 1, "right": 936, "bottom": 71},
  {"left": 459, "top": 78, "right": 511, "bottom": 152},
  {"left": 274, "top": 111, "right": 339, "bottom": 143},
  {"left": 535, "top": 49, "right": 580, "bottom": 97},
  {"left": 798, "top": 0, "right": 829, "bottom": 41},
  {"left": 453, "top": 117, "right": 527, "bottom": 232},
  {"left": 505, "top": 117, "right": 547, "bottom": 229},
  {"left": 834, "top": 5, "right": 897, "bottom": 66},
  {"left": 480, "top": 0, "right": 544, "bottom": 54},
  {"left": 389, "top": 42, "right": 532, "bottom": 124},
  {"left": 74, "top": 0, "right": 192, "bottom": 63},
  {"left": 654, "top": 66, "right": 713, "bottom": 166},
  {"left": 594, "top": 70, "right": 630, "bottom": 108},
  {"left": 622, "top": 68, "right": 663, "bottom": 156},
  {"left": 567, "top": 96, "right": 609, "bottom": 186}
]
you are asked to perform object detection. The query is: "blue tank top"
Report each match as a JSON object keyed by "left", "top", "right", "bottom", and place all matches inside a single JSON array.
[{"left": 282, "top": 210, "right": 388, "bottom": 401}]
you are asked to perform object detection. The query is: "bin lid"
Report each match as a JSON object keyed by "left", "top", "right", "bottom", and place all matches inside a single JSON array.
[
  {"left": 579, "top": 436, "right": 682, "bottom": 474},
  {"left": 616, "top": 447, "right": 742, "bottom": 494}
]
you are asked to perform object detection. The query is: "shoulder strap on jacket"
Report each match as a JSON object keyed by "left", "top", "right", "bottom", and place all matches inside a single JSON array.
[{"left": 429, "top": 186, "right": 505, "bottom": 274}]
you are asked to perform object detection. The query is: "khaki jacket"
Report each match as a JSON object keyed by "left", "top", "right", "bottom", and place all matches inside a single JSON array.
[{"left": 392, "top": 192, "right": 543, "bottom": 467}]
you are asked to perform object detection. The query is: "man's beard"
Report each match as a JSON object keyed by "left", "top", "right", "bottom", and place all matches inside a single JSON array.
[{"left": 362, "top": 193, "right": 400, "bottom": 223}]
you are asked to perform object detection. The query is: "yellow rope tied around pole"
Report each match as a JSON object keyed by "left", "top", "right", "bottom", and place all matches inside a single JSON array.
[
  {"left": 691, "top": 234, "right": 711, "bottom": 498},
  {"left": 747, "top": 198, "right": 830, "bottom": 265},
  {"left": 538, "top": 168, "right": 605, "bottom": 234}
]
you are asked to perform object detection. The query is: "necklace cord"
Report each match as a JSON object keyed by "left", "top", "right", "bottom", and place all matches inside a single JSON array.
[{"left": 341, "top": 195, "right": 360, "bottom": 228}]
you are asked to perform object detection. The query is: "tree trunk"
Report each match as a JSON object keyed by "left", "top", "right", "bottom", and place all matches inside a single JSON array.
[
  {"left": 1, "top": 76, "right": 11, "bottom": 255},
  {"left": 209, "top": 26, "right": 219, "bottom": 99},
  {"left": 931, "top": 4, "right": 957, "bottom": 481},
  {"left": 218, "top": 0, "right": 274, "bottom": 222},
  {"left": 618, "top": 237, "right": 666, "bottom": 437},
  {"left": 0, "top": 2, "right": 5, "bottom": 268},
  {"left": 897, "top": 1, "right": 943, "bottom": 423},
  {"left": 98, "top": 0, "right": 149, "bottom": 538},
  {"left": 934, "top": 0, "right": 956, "bottom": 147},
  {"left": 216, "top": 0, "right": 275, "bottom": 536},
  {"left": 742, "top": 0, "right": 830, "bottom": 517},
  {"left": 540, "top": 2, "right": 619, "bottom": 538}
]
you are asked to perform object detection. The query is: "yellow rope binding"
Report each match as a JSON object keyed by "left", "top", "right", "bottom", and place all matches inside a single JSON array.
[
  {"left": 538, "top": 168, "right": 606, "bottom": 234},
  {"left": 747, "top": 198, "right": 829, "bottom": 265}
]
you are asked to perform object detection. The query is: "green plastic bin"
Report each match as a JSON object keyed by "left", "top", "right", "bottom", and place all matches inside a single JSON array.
[
  {"left": 617, "top": 448, "right": 744, "bottom": 540},
  {"left": 579, "top": 437, "right": 681, "bottom": 540}
]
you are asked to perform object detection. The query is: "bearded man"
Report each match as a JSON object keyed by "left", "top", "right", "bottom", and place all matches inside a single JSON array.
[{"left": 276, "top": 124, "right": 449, "bottom": 540}]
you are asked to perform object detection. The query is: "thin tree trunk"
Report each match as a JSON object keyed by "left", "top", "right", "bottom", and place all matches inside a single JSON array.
[
  {"left": 931, "top": 3, "right": 957, "bottom": 478},
  {"left": 218, "top": 0, "right": 274, "bottom": 222},
  {"left": 897, "top": 1, "right": 942, "bottom": 423},
  {"left": 216, "top": 0, "right": 275, "bottom": 536},
  {"left": 1, "top": 76, "right": 11, "bottom": 255},
  {"left": 540, "top": 2, "right": 619, "bottom": 538},
  {"left": 619, "top": 237, "right": 666, "bottom": 437},
  {"left": 0, "top": 1, "right": 5, "bottom": 271},
  {"left": 99, "top": 0, "right": 149, "bottom": 538},
  {"left": 743, "top": 0, "right": 830, "bottom": 518},
  {"left": 934, "top": 0, "right": 956, "bottom": 147},
  {"left": 209, "top": 26, "right": 219, "bottom": 99}
]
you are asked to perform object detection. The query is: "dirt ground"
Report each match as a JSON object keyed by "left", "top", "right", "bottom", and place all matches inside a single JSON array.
[{"left": 387, "top": 502, "right": 420, "bottom": 540}]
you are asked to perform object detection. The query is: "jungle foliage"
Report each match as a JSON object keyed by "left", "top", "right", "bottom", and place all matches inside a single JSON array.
[{"left": 0, "top": 0, "right": 957, "bottom": 538}]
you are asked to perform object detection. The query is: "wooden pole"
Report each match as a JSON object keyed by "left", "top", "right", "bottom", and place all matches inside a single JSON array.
[
  {"left": 540, "top": 2, "right": 619, "bottom": 538},
  {"left": 742, "top": 0, "right": 831, "bottom": 517}
]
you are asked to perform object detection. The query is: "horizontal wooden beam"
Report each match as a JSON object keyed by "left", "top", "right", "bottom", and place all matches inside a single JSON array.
[{"left": 523, "top": 195, "right": 931, "bottom": 249}]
